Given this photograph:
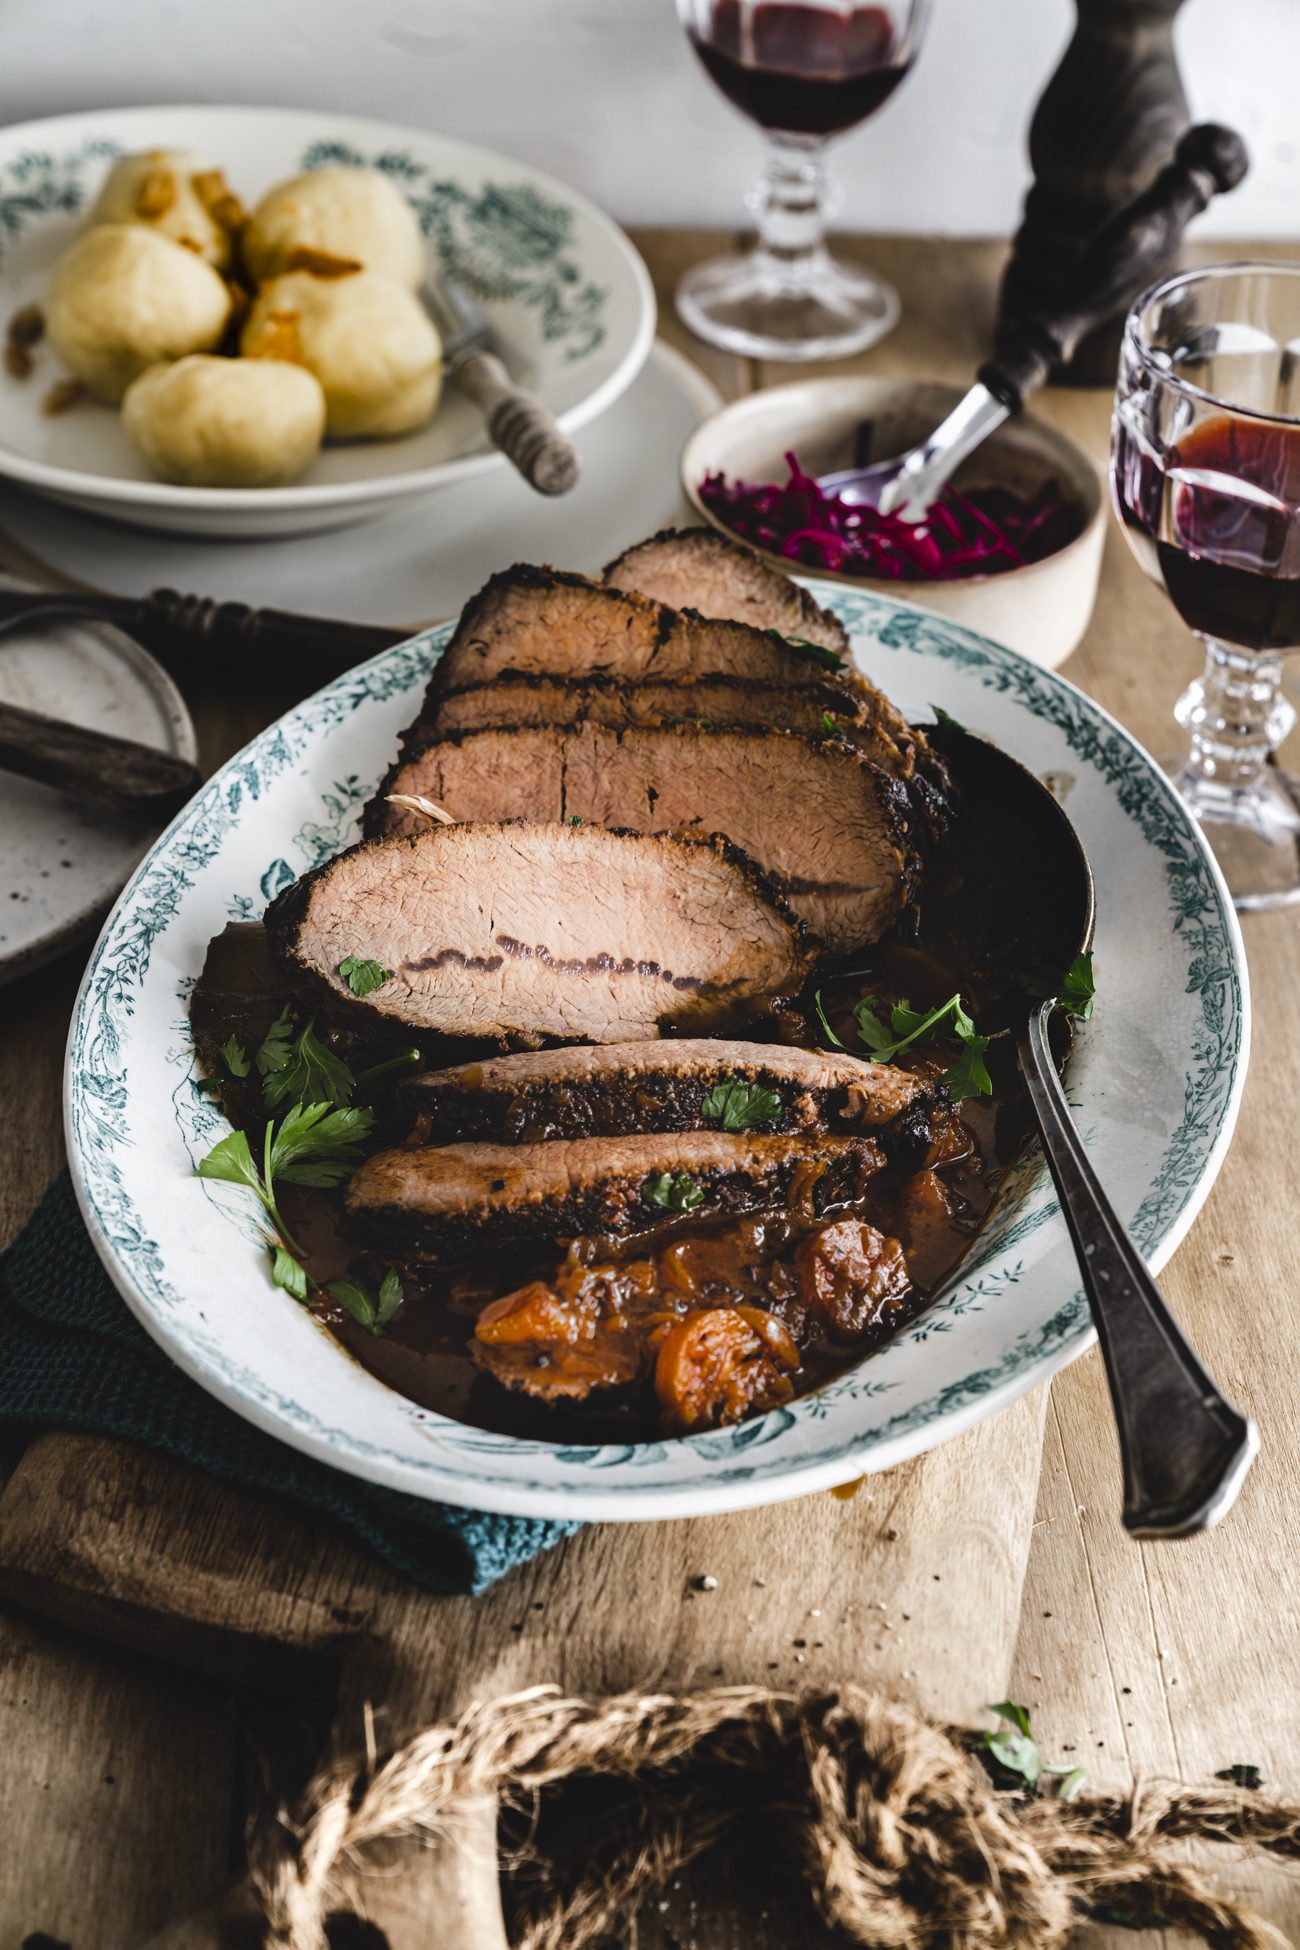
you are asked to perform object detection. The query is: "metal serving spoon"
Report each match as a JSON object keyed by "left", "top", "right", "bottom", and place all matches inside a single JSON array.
[
  {"left": 929, "top": 720, "right": 1257, "bottom": 1537},
  {"left": 819, "top": 123, "right": 1248, "bottom": 521}
]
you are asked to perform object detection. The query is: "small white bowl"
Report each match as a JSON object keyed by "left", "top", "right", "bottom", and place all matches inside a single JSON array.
[{"left": 681, "top": 377, "right": 1106, "bottom": 669}]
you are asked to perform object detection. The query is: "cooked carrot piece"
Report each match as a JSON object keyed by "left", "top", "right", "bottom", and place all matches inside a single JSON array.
[
  {"left": 476, "top": 1280, "right": 596, "bottom": 1347},
  {"left": 654, "top": 1306, "right": 797, "bottom": 1432},
  {"left": 794, "top": 1217, "right": 911, "bottom": 1340}
]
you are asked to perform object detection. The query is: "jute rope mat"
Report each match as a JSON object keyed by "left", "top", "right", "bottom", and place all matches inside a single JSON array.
[{"left": 213, "top": 1684, "right": 1300, "bottom": 1948}]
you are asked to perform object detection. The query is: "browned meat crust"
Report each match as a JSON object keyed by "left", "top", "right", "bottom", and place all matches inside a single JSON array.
[
  {"left": 603, "top": 525, "right": 849, "bottom": 653},
  {"left": 402, "top": 1037, "right": 929, "bottom": 1143},
  {"left": 344, "top": 1130, "right": 888, "bottom": 1258}
]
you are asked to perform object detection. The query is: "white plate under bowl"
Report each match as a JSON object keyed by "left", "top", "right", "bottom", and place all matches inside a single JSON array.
[
  {"left": 0, "top": 602, "right": 196, "bottom": 982},
  {"left": 64, "top": 585, "right": 1249, "bottom": 1521},
  {"left": 0, "top": 105, "right": 655, "bottom": 538}
]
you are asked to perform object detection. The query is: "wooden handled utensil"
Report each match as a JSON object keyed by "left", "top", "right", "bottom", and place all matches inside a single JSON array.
[
  {"left": 0, "top": 583, "right": 410, "bottom": 682},
  {"left": 0, "top": 698, "right": 202, "bottom": 821},
  {"left": 423, "top": 273, "right": 581, "bottom": 496}
]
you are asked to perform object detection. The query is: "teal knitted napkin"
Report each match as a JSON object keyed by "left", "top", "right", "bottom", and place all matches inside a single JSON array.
[{"left": 0, "top": 1174, "right": 578, "bottom": 1593}]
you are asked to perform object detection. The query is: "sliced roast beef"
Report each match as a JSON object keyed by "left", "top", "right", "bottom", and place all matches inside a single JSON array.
[
  {"left": 369, "top": 723, "right": 917, "bottom": 952},
  {"left": 403, "top": 1038, "right": 927, "bottom": 1144},
  {"left": 264, "top": 821, "right": 815, "bottom": 1044},
  {"left": 420, "top": 670, "right": 899, "bottom": 753},
  {"left": 345, "top": 1130, "right": 888, "bottom": 1258},
  {"left": 422, "top": 564, "right": 855, "bottom": 701},
  {"left": 603, "top": 526, "right": 849, "bottom": 653}
]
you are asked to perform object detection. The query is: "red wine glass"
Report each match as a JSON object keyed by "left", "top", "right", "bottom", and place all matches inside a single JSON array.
[
  {"left": 674, "top": 0, "right": 931, "bottom": 360},
  {"left": 1112, "top": 262, "right": 1300, "bottom": 910}
]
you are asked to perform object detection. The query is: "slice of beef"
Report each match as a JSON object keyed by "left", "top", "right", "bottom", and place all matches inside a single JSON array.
[
  {"left": 421, "top": 670, "right": 896, "bottom": 752},
  {"left": 403, "top": 1038, "right": 927, "bottom": 1143},
  {"left": 422, "top": 564, "right": 855, "bottom": 702},
  {"left": 603, "top": 526, "right": 849, "bottom": 653},
  {"left": 369, "top": 723, "right": 917, "bottom": 952},
  {"left": 344, "top": 1130, "right": 888, "bottom": 1258},
  {"left": 264, "top": 820, "right": 815, "bottom": 1044}
]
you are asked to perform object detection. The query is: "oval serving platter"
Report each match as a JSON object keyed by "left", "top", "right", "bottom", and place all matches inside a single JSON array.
[
  {"left": 0, "top": 104, "right": 655, "bottom": 538},
  {"left": 64, "top": 585, "right": 1249, "bottom": 1521}
]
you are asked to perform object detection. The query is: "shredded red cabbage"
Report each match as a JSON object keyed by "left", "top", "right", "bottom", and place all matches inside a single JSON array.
[{"left": 699, "top": 452, "right": 1083, "bottom": 582}]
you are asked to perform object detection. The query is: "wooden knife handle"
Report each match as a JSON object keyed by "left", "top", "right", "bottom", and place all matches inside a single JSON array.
[
  {"left": 454, "top": 350, "right": 581, "bottom": 496},
  {"left": 0, "top": 698, "right": 202, "bottom": 820},
  {"left": 135, "top": 591, "right": 407, "bottom": 676}
]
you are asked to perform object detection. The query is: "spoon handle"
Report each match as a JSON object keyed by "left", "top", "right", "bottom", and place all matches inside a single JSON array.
[
  {"left": 1017, "top": 1002, "right": 1257, "bottom": 1537},
  {"left": 979, "top": 122, "right": 1249, "bottom": 414},
  {"left": 0, "top": 697, "right": 202, "bottom": 820}
]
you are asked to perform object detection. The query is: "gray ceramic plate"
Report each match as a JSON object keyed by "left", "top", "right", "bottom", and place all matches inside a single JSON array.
[{"left": 0, "top": 589, "right": 197, "bottom": 982}]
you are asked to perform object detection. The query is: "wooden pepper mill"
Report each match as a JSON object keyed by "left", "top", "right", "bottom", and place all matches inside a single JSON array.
[{"left": 997, "top": 0, "right": 1192, "bottom": 385}]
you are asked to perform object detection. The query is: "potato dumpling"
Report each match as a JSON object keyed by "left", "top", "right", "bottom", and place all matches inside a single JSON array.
[
  {"left": 242, "top": 166, "right": 425, "bottom": 288},
  {"left": 90, "top": 149, "right": 245, "bottom": 271},
  {"left": 241, "top": 268, "right": 441, "bottom": 439},
  {"left": 45, "top": 224, "right": 231, "bottom": 403},
  {"left": 121, "top": 356, "right": 326, "bottom": 487}
]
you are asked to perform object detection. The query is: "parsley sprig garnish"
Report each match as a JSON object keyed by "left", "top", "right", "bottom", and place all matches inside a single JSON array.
[
  {"left": 220, "top": 1035, "right": 250, "bottom": 1079},
  {"left": 644, "top": 1171, "right": 705, "bottom": 1212},
  {"left": 197, "top": 1101, "right": 374, "bottom": 1275},
  {"left": 1022, "top": 950, "right": 1096, "bottom": 1021},
  {"left": 329, "top": 1269, "right": 404, "bottom": 1337},
  {"left": 700, "top": 1077, "right": 782, "bottom": 1131},
  {"left": 815, "top": 988, "right": 992, "bottom": 1103},
  {"left": 249, "top": 1007, "right": 418, "bottom": 1115}
]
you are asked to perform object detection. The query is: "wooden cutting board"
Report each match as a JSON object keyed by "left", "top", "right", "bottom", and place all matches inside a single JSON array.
[{"left": 0, "top": 1390, "right": 1048, "bottom": 1947}]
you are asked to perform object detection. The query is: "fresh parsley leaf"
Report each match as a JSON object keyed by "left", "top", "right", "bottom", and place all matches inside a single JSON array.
[
  {"left": 813, "top": 989, "right": 846, "bottom": 1050},
  {"left": 1215, "top": 1762, "right": 1263, "bottom": 1789},
  {"left": 338, "top": 954, "right": 392, "bottom": 998},
  {"left": 930, "top": 704, "right": 966, "bottom": 734},
  {"left": 262, "top": 1016, "right": 355, "bottom": 1114},
  {"left": 270, "top": 1244, "right": 309, "bottom": 1303},
  {"left": 376, "top": 1267, "right": 404, "bottom": 1328},
  {"left": 269, "top": 1101, "right": 374, "bottom": 1187},
  {"left": 851, "top": 995, "right": 895, "bottom": 1053},
  {"left": 819, "top": 711, "right": 838, "bottom": 733},
  {"left": 196, "top": 1128, "right": 262, "bottom": 1197},
  {"left": 329, "top": 1268, "right": 404, "bottom": 1337},
  {"left": 567, "top": 814, "right": 583, "bottom": 826},
  {"left": 984, "top": 1701, "right": 1042, "bottom": 1790},
  {"left": 980, "top": 1702, "right": 1087, "bottom": 1802},
  {"left": 255, "top": 1003, "right": 296, "bottom": 1076},
  {"left": 942, "top": 1032, "right": 992, "bottom": 1103},
  {"left": 220, "top": 1035, "right": 250, "bottom": 1079},
  {"left": 643, "top": 1172, "right": 705, "bottom": 1212},
  {"left": 1024, "top": 950, "right": 1096, "bottom": 1021},
  {"left": 700, "top": 1077, "right": 782, "bottom": 1132},
  {"left": 784, "top": 633, "right": 845, "bottom": 673},
  {"left": 329, "top": 1278, "right": 377, "bottom": 1332},
  {"left": 847, "top": 991, "right": 991, "bottom": 1100}
]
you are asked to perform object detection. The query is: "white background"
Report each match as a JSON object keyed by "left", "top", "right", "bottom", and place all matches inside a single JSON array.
[{"left": 0, "top": 0, "right": 1296, "bottom": 239}]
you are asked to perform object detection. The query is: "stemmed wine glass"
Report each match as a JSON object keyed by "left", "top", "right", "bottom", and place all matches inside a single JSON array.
[
  {"left": 1111, "top": 263, "right": 1300, "bottom": 910},
  {"left": 674, "top": 0, "right": 931, "bottom": 360}
]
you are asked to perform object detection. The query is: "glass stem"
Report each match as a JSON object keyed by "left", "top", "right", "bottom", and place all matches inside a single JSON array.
[
  {"left": 1174, "top": 636, "right": 1296, "bottom": 795},
  {"left": 747, "top": 133, "right": 833, "bottom": 285}
]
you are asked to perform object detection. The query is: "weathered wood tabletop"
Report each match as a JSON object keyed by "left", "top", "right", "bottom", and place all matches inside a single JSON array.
[{"left": 1, "top": 231, "right": 1297, "bottom": 1949}]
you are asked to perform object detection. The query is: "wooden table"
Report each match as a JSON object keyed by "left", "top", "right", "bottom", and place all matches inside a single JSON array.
[{"left": 1, "top": 231, "right": 1297, "bottom": 1948}]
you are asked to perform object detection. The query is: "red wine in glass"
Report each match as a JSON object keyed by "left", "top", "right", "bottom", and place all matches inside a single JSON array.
[
  {"left": 688, "top": 0, "right": 913, "bottom": 137},
  {"left": 1114, "top": 412, "right": 1300, "bottom": 653}
]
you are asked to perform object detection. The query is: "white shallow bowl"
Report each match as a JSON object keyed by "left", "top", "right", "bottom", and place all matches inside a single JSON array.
[
  {"left": 65, "top": 583, "right": 1248, "bottom": 1522},
  {"left": 682, "top": 377, "right": 1107, "bottom": 669},
  {"left": 0, "top": 105, "right": 655, "bottom": 538}
]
